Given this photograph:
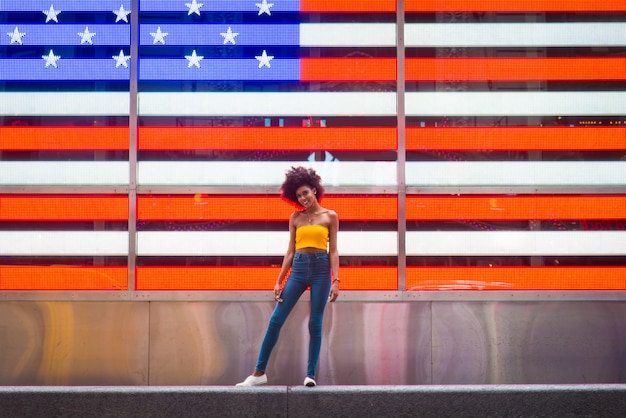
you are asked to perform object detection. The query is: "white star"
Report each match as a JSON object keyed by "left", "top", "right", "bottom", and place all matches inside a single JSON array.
[
  {"left": 78, "top": 27, "right": 96, "bottom": 45},
  {"left": 7, "top": 27, "right": 26, "bottom": 45},
  {"left": 112, "top": 50, "right": 131, "bottom": 68},
  {"left": 150, "top": 27, "right": 168, "bottom": 45},
  {"left": 256, "top": 0, "right": 274, "bottom": 16},
  {"left": 220, "top": 27, "right": 238, "bottom": 45},
  {"left": 42, "top": 50, "right": 60, "bottom": 68},
  {"left": 43, "top": 4, "right": 61, "bottom": 23},
  {"left": 255, "top": 50, "right": 274, "bottom": 68},
  {"left": 113, "top": 5, "right": 131, "bottom": 23},
  {"left": 185, "top": 0, "right": 204, "bottom": 16},
  {"left": 185, "top": 50, "right": 204, "bottom": 68}
]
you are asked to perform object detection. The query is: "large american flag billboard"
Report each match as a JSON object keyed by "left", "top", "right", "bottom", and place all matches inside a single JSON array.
[{"left": 1, "top": 1, "right": 625, "bottom": 292}]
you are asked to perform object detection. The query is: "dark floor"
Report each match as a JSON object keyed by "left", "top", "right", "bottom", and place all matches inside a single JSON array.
[{"left": 1, "top": 384, "right": 626, "bottom": 417}]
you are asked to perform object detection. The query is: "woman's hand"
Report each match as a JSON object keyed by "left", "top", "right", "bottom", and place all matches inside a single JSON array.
[
  {"left": 274, "top": 283, "right": 283, "bottom": 302},
  {"left": 329, "top": 281, "right": 339, "bottom": 302}
]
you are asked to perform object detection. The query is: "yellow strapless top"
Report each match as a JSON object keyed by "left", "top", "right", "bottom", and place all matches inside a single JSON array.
[{"left": 295, "top": 225, "right": 329, "bottom": 250}]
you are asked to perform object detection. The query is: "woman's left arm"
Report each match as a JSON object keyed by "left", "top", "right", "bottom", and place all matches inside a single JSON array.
[{"left": 328, "top": 210, "right": 340, "bottom": 302}]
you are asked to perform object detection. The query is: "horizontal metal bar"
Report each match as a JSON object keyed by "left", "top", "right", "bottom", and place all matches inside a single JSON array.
[
  {"left": 3, "top": 290, "right": 626, "bottom": 302},
  {"left": 0, "top": 186, "right": 131, "bottom": 194},
  {"left": 2, "top": 186, "right": 624, "bottom": 196},
  {"left": 406, "top": 187, "right": 626, "bottom": 195},
  {"left": 136, "top": 186, "right": 400, "bottom": 195}
]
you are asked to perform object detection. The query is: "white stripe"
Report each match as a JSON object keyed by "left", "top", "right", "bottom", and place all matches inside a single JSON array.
[
  {"left": 6, "top": 92, "right": 623, "bottom": 118},
  {"left": 406, "top": 23, "right": 626, "bottom": 47},
  {"left": 0, "top": 232, "right": 129, "bottom": 256},
  {"left": 0, "top": 92, "right": 129, "bottom": 116},
  {"left": 406, "top": 231, "right": 626, "bottom": 256},
  {"left": 3, "top": 161, "right": 620, "bottom": 189},
  {"left": 0, "top": 162, "right": 129, "bottom": 186},
  {"left": 137, "top": 231, "right": 398, "bottom": 256},
  {"left": 3, "top": 231, "right": 621, "bottom": 257},
  {"left": 406, "top": 162, "right": 626, "bottom": 187},
  {"left": 300, "top": 23, "right": 396, "bottom": 47},
  {"left": 138, "top": 161, "right": 397, "bottom": 187},
  {"left": 406, "top": 92, "right": 626, "bottom": 116},
  {"left": 138, "top": 92, "right": 397, "bottom": 116}
]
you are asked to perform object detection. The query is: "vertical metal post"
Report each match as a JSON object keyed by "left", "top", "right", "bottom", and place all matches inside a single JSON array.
[
  {"left": 127, "top": 0, "right": 139, "bottom": 296},
  {"left": 397, "top": 0, "right": 407, "bottom": 295}
]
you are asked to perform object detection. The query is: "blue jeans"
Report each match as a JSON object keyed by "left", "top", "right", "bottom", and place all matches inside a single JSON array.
[{"left": 255, "top": 251, "right": 332, "bottom": 379}]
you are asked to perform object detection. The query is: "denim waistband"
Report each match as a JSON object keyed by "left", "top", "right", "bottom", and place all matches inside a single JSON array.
[{"left": 295, "top": 250, "right": 328, "bottom": 257}]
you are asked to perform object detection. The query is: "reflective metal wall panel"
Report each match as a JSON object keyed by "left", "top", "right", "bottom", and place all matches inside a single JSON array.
[
  {"left": 147, "top": 301, "right": 272, "bottom": 386},
  {"left": 2, "top": 301, "right": 626, "bottom": 385},
  {"left": 148, "top": 301, "right": 433, "bottom": 386},
  {"left": 431, "top": 302, "right": 626, "bottom": 384},
  {"left": 140, "top": 301, "right": 626, "bottom": 385},
  {"left": 0, "top": 302, "right": 149, "bottom": 385}
]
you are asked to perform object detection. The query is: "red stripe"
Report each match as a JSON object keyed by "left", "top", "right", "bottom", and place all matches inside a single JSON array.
[
  {"left": 406, "top": 267, "right": 626, "bottom": 290},
  {"left": 0, "top": 266, "right": 128, "bottom": 290},
  {"left": 301, "top": 58, "right": 396, "bottom": 81},
  {"left": 139, "top": 127, "right": 396, "bottom": 151},
  {"left": 405, "top": 0, "right": 626, "bottom": 12},
  {"left": 7, "top": 125, "right": 622, "bottom": 153},
  {"left": 7, "top": 265, "right": 623, "bottom": 291},
  {"left": 407, "top": 127, "right": 626, "bottom": 151},
  {"left": 406, "top": 58, "right": 626, "bottom": 82},
  {"left": 138, "top": 195, "right": 626, "bottom": 222},
  {"left": 0, "top": 196, "right": 128, "bottom": 221},
  {"left": 300, "top": 0, "right": 396, "bottom": 12},
  {"left": 138, "top": 196, "right": 397, "bottom": 221},
  {"left": 406, "top": 196, "right": 626, "bottom": 220},
  {"left": 136, "top": 266, "right": 397, "bottom": 291},
  {"left": 0, "top": 127, "right": 129, "bottom": 151}
]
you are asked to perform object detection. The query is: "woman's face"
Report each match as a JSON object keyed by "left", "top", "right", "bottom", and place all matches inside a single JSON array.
[{"left": 295, "top": 185, "right": 317, "bottom": 209}]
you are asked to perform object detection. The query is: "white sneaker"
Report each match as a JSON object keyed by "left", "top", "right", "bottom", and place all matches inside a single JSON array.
[
  {"left": 304, "top": 376, "right": 316, "bottom": 387},
  {"left": 236, "top": 374, "right": 267, "bottom": 387}
]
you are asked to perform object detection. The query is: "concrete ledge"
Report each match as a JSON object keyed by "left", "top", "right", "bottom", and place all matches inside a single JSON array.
[
  {"left": 288, "top": 385, "right": 626, "bottom": 417},
  {"left": 0, "top": 387, "right": 286, "bottom": 418},
  {"left": 2, "top": 385, "right": 626, "bottom": 417}
]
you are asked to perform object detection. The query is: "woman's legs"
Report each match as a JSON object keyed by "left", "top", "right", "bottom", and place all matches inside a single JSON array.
[
  {"left": 254, "top": 275, "right": 308, "bottom": 373},
  {"left": 252, "top": 251, "right": 331, "bottom": 380}
]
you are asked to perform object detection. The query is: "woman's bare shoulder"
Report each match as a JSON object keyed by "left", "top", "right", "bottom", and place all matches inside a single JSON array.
[{"left": 290, "top": 210, "right": 306, "bottom": 227}]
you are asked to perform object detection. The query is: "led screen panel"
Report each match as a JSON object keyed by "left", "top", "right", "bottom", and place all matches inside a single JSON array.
[
  {"left": 1, "top": 2, "right": 130, "bottom": 290},
  {"left": 403, "top": 2, "right": 626, "bottom": 291},
  {"left": 2, "top": 1, "right": 625, "bottom": 293}
]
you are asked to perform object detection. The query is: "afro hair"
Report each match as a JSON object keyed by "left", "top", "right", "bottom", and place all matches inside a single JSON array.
[{"left": 279, "top": 166, "right": 325, "bottom": 206}]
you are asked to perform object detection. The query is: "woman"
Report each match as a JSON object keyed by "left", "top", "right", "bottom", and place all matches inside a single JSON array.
[{"left": 236, "top": 166, "right": 340, "bottom": 387}]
